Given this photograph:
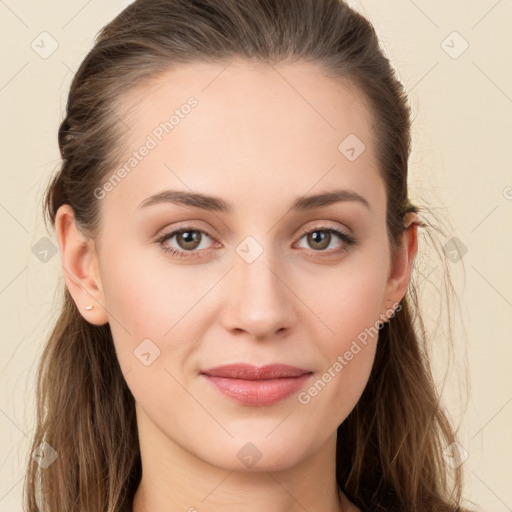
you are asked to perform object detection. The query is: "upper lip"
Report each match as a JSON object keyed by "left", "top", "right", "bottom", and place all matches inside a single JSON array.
[{"left": 201, "top": 363, "right": 311, "bottom": 380}]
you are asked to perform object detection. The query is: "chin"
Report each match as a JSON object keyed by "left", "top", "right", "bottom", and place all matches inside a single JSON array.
[{"left": 193, "top": 431, "right": 317, "bottom": 473}]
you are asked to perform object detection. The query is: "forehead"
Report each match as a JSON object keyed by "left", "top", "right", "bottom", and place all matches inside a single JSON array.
[
  {"left": 120, "top": 59, "right": 375, "bottom": 150},
  {"left": 101, "top": 59, "right": 385, "bottom": 219}
]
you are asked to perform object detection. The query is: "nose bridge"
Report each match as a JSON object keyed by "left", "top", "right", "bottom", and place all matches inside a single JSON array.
[{"left": 222, "top": 233, "right": 296, "bottom": 339}]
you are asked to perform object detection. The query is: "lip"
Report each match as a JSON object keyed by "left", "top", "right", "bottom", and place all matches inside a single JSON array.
[{"left": 200, "top": 363, "right": 313, "bottom": 406}]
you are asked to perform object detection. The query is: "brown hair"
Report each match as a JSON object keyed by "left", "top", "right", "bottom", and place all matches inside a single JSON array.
[{"left": 25, "top": 0, "right": 472, "bottom": 510}]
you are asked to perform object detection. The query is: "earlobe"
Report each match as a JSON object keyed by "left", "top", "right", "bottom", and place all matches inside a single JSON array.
[{"left": 54, "top": 204, "right": 109, "bottom": 326}]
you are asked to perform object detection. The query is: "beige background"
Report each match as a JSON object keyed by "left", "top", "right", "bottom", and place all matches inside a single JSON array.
[{"left": 1, "top": 0, "right": 511, "bottom": 510}]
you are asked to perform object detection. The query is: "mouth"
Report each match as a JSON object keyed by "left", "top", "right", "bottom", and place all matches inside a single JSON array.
[{"left": 200, "top": 363, "right": 313, "bottom": 407}]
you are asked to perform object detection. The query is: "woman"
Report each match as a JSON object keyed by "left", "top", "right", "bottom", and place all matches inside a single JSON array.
[{"left": 24, "top": 0, "right": 472, "bottom": 510}]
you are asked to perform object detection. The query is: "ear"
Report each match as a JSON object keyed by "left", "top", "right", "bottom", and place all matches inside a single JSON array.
[
  {"left": 380, "top": 213, "right": 419, "bottom": 318},
  {"left": 54, "top": 204, "right": 109, "bottom": 326}
]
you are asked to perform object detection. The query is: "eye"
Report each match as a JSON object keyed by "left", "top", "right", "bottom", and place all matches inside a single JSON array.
[
  {"left": 155, "top": 225, "right": 356, "bottom": 260},
  {"left": 294, "top": 226, "right": 356, "bottom": 256},
  {"left": 155, "top": 228, "right": 216, "bottom": 259}
]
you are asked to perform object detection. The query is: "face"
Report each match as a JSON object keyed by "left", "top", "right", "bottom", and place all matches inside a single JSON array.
[{"left": 58, "top": 60, "right": 412, "bottom": 472}]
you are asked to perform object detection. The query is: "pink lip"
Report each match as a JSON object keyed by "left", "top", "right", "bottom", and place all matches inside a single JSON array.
[{"left": 200, "top": 364, "right": 313, "bottom": 406}]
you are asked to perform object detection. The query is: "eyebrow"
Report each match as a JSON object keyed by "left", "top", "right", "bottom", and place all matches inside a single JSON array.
[{"left": 137, "top": 188, "right": 371, "bottom": 212}]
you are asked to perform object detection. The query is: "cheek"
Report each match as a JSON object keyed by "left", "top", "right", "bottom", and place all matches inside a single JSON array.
[
  {"left": 98, "top": 248, "right": 170, "bottom": 362},
  {"left": 295, "top": 253, "right": 388, "bottom": 412},
  {"left": 99, "top": 244, "right": 212, "bottom": 375},
  {"left": 322, "top": 278, "right": 383, "bottom": 378},
  {"left": 330, "top": 276, "right": 385, "bottom": 341},
  {"left": 100, "top": 260, "right": 196, "bottom": 421},
  {"left": 304, "top": 254, "right": 388, "bottom": 348}
]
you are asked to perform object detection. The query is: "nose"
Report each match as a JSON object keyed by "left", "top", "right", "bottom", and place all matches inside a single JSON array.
[{"left": 220, "top": 241, "right": 297, "bottom": 342}]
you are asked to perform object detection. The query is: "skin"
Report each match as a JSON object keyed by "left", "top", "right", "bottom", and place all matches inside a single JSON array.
[{"left": 55, "top": 60, "right": 418, "bottom": 512}]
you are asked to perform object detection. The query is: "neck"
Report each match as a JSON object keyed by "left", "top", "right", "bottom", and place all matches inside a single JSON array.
[{"left": 132, "top": 404, "right": 345, "bottom": 512}]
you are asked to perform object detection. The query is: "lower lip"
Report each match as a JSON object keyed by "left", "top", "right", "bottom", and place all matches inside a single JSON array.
[{"left": 201, "top": 373, "right": 312, "bottom": 406}]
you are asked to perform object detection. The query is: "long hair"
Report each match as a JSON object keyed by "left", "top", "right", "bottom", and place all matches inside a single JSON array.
[{"left": 25, "top": 1, "right": 471, "bottom": 510}]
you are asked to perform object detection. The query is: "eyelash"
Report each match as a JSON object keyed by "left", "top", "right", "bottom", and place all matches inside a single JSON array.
[{"left": 155, "top": 225, "right": 356, "bottom": 260}]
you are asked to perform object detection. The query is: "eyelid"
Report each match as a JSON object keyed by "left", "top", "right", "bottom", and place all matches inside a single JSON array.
[
  {"left": 294, "top": 221, "right": 353, "bottom": 240},
  {"left": 153, "top": 221, "right": 219, "bottom": 243}
]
